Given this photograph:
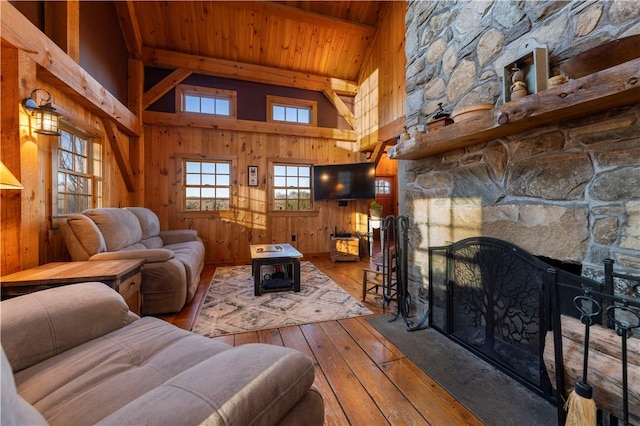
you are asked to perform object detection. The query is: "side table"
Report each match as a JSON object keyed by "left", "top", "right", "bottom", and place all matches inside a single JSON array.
[{"left": 0, "top": 259, "right": 144, "bottom": 315}]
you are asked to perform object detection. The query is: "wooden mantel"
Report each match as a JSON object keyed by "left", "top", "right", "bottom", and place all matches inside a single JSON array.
[{"left": 389, "top": 57, "right": 640, "bottom": 160}]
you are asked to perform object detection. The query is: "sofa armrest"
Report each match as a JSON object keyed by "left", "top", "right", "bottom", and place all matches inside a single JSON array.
[
  {"left": 0, "top": 283, "right": 135, "bottom": 373},
  {"left": 89, "top": 248, "right": 174, "bottom": 263},
  {"left": 159, "top": 229, "right": 199, "bottom": 245}
]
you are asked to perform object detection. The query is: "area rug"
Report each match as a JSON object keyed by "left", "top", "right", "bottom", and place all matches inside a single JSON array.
[{"left": 192, "top": 261, "right": 372, "bottom": 337}]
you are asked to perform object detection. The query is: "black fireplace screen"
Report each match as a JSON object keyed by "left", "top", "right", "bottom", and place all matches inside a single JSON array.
[{"left": 428, "top": 237, "right": 555, "bottom": 398}]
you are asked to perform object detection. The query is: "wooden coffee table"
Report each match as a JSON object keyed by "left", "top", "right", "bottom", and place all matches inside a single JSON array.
[
  {"left": 0, "top": 259, "right": 144, "bottom": 315},
  {"left": 250, "top": 244, "right": 303, "bottom": 296}
]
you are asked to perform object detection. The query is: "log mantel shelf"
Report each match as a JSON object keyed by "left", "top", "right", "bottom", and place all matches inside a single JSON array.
[{"left": 389, "top": 57, "right": 640, "bottom": 160}]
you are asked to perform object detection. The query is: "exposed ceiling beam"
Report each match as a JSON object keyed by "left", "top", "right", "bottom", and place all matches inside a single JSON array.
[
  {"left": 114, "top": 1, "right": 143, "bottom": 60},
  {"left": 143, "top": 111, "right": 357, "bottom": 142},
  {"left": 322, "top": 89, "right": 356, "bottom": 129},
  {"left": 143, "top": 68, "right": 192, "bottom": 109},
  {"left": 102, "top": 118, "right": 135, "bottom": 192},
  {"left": 0, "top": 1, "right": 140, "bottom": 137},
  {"left": 141, "top": 47, "right": 359, "bottom": 96},
  {"left": 240, "top": 1, "right": 376, "bottom": 40}
]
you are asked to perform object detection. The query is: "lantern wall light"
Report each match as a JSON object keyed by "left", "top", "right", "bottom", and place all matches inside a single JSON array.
[{"left": 23, "top": 89, "right": 61, "bottom": 136}]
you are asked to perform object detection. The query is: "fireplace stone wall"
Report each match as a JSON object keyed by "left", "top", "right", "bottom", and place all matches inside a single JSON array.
[{"left": 401, "top": 1, "right": 640, "bottom": 318}]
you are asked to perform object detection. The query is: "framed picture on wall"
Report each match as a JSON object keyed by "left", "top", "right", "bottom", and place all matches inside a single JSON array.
[{"left": 248, "top": 165, "right": 258, "bottom": 186}]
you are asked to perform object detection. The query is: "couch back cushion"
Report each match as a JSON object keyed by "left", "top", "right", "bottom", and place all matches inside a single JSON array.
[
  {"left": 84, "top": 208, "right": 142, "bottom": 251},
  {"left": 63, "top": 214, "right": 108, "bottom": 259},
  {"left": 125, "top": 207, "right": 163, "bottom": 249}
]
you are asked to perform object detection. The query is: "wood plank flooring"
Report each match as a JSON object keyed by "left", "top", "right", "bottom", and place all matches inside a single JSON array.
[{"left": 158, "top": 255, "right": 482, "bottom": 426}]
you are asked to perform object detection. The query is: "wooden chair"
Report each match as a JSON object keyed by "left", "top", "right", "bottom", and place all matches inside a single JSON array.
[{"left": 362, "top": 248, "right": 396, "bottom": 306}]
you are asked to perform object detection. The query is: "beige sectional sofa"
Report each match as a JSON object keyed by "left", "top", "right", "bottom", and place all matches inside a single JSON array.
[
  {"left": 60, "top": 207, "right": 204, "bottom": 315},
  {"left": 0, "top": 283, "right": 324, "bottom": 425}
]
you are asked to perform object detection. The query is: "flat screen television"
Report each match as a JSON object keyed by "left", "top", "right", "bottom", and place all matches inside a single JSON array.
[{"left": 313, "top": 162, "right": 376, "bottom": 201}]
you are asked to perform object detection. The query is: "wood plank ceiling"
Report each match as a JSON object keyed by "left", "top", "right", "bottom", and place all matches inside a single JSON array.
[{"left": 130, "top": 1, "right": 384, "bottom": 83}]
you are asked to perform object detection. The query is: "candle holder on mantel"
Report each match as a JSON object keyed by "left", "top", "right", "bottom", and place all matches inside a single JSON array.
[{"left": 427, "top": 103, "right": 454, "bottom": 131}]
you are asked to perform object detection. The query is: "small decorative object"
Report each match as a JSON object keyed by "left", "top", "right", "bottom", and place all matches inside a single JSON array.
[
  {"left": 400, "top": 126, "right": 410, "bottom": 141},
  {"left": 503, "top": 38, "right": 549, "bottom": 102},
  {"left": 450, "top": 103, "right": 494, "bottom": 123},
  {"left": 369, "top": 200, "right": 383, "bottom": 219},
  {"left": 248, "top": 165, "right": 258, "bottom": 186},
  {"left": 510, "top": 66, "right": 528, "bottom": 100},
  {"left": 427, "top": 103, "right": 454, "bottom": 130},
  {"left": 548, "top": 74, "right": 569, "bottom": 88}
]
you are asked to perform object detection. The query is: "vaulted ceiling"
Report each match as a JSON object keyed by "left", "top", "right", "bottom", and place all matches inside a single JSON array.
[{"left": 126, "top": 1, "right": 386, "bottom": 84}]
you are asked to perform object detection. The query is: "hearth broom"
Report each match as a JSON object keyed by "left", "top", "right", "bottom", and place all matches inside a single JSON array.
[{"left": 564, "top": 295, "right": 600, "bottom": 426}]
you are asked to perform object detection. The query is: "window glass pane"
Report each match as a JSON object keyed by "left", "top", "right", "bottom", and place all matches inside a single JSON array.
[
  {"left": 75, "top": 155, "right": 86, "bottom": 173},
  {"left": 285, "top": 107, "right": 297, "bottom": 122},
  {"left": 217, "top": 175, "right": 230, "bottom": 186},
  {"left": 202, "top": 162, "right": 215, "bottom": 173},
  {"left": 201, "top": 188, "right": 215, "bottom": 198},
  {"left": 61, "top": 132, "right": 72, "bottom": 151},
  {"left": 286, "top": 176, "right": 298, "bottom": 187},
  {"left": 217, "top": 188, "right": 230, "bottom": 198},
  {"left": 274, "top": 189, "right": 287, "bottom": 199},
  {"left": 186, "top": 200, "right": 200, "bottom": 211},
  {"left": 274, "top": 176, "right": 286, "bottom": 187},
  {"left": 60, "top": 151, "right": 72, "bottom": 170},
  {"left": 186, "top": 174, "right": 201, "bottom": 185},
  {"left": 216, "top": 163, "right": 230, "bottom": 174},
  {"left": 299, "top": 190, "right": 311, "bottom": 199},
  {"left": 186, "top": 162, "right": 201, "bottom": 173},
  {"left": 298, "top": 108, "right": 310, "bottom": 124},
  {"left": 274, "top": 200, "right": 286, "bottom": 210},
  {"left": 201, "top": 174, "right": 215, "bottom": 185},
  {"left": 274, "top": 165, "right": 286, "bottom": 176},
  {"left": 185, "top": 95, "right": 200, "bottom": 112},
  {"left": 57, "top": 172, "right": 65, "bottom": 192},
  {"left": 286, "top": 166, "right": 298, "bottom": 176},
  {"left": 216, "top": 99, "right": 230, "bottom": 116},
  {"left": 75, "top": 138, "right": 86, "bottom": 155},
  {"left": 186, "top": 188, "right": 200, "bottom": 198},
  {"left": 201, "top": 97, "right": 215, "bottom": 114},
  {"left": 299, "top": 167, "right": 310, "bottom": 177},
  {"left": 273, "top": 106, "right": 285, "bottom": 121},
  {"left": 299, "top": 177, "right": 310, "bottom": 187}
]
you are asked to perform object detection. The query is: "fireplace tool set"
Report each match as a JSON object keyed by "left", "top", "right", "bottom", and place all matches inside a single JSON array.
[
  {"left": 551, "top": 265, "right": 640, "bottom": 425},
  {"left": 377, "top": 215, "right": 428, "bottom": 331}
]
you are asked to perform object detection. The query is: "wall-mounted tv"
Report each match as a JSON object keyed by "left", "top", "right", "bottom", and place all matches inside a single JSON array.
[{"left": 313, "top": 162, "right": 376, "bottom": 201}]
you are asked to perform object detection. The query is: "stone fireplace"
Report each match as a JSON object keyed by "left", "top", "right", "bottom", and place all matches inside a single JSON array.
[{"left": 396, "top": 1, "right": 640, "bottom": 320}]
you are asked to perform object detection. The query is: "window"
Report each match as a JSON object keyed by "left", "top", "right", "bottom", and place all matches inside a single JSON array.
[
  {"left": 177, "top": 85, "right": 236, "bottom": 117},
  {"left": 183, "top": 160, "right": 231, "bottom": 211},
  {"left": 273, "top": 164, "right": 312, "bottom": 211},
  {"left": 54, "top": 126, "right": 101, "bottom": 216},
  {"left": 375, "top": 179, "right": 390, "bottom": 195},
  {"left": 267, "top": 96, "right": 317, "bottom": 126}
]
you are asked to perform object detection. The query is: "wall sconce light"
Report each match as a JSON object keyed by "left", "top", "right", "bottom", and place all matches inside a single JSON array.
[
  {"left": 0, "top": 160, "right": 23, "bottom": 190},
  {"left": 23, "top": 89, "right": 61, "bottom": 136}
]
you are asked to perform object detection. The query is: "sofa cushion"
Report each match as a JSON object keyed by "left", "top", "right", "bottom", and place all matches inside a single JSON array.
[
  {"left": 1, "top": 347, "right": 48, "bottom": 426},
  {"left": 63, "top": 213, "right": 107, "bottom": 258},
  {"left": 14, "top": 317, "right": 233, "bottom": 425},
  {"left": 0, "top": 283, "right": 133, "bottom": 373},
  {"left": 165, "top": 240, "right": 205, "bottom": 300},
  {"left": 84, "top": 208, "right": 142, "bottom": 251},
  {"left": 125, "top": 207, "right": 161, "bottom": 240}
]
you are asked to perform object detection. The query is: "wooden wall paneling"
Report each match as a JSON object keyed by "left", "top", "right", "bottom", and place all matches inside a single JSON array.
[
  {"left": 144, "top": 123, "right": 374, "bottom": 264},
  {"left": 356, "top": 1, "right": 406, "bottom": 151},
  {"left": 1, "top": 47, "right": 23, "bottom": 274}
]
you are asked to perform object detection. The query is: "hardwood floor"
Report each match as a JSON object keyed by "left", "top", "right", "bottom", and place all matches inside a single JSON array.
[{"left": 158, "top": 255, "right": 482, "bottom": 426}]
